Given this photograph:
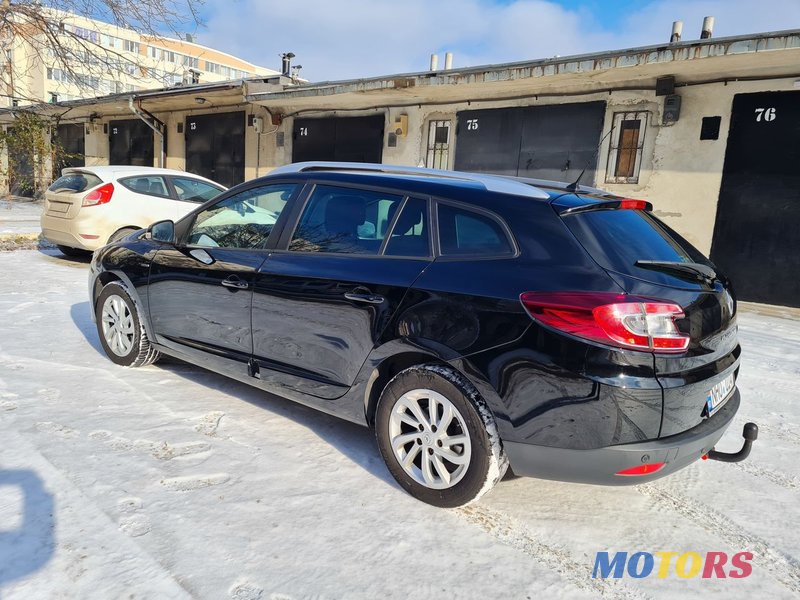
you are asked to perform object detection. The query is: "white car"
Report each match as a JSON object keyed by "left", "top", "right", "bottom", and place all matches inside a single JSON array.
[{"left": 42, "top": 166, "right": 226, "bottom": 256}]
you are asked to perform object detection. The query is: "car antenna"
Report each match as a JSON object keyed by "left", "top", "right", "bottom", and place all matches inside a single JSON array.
[{"left": 566, "top": 125, "right": 616, "bottom": 192}]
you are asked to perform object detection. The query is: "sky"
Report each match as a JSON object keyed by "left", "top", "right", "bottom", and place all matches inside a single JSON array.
[{"left": 188, "top": 0, "right": 800, "bottom": 81}]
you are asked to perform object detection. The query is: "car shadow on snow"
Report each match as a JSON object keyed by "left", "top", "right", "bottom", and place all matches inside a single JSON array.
[
  {"left": 0, "top": 470, "right": 55, "bottom": 587},
  {"left": 70, "top": 301, "right": 105, "bottom": 358},
  {"left": 159, "top": 361, "right": 398, "bottom": 488},
  {"left": 37, "top": 247, "right": 92, "bottom": 265},
  {"left": 68, "top": 301, "right": 396, "bottom": 489}
]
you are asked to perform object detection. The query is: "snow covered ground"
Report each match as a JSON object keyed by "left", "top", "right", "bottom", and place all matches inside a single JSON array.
[
  {"left": 1, "top": 248, "right": 799, "bottom": 600},
  {"left": 0, "top": 200, "right": 42, "bottom": 236}
]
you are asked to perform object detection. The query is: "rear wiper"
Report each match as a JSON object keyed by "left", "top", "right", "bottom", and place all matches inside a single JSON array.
[{"left": 634, "top": 260, "right": 717, "bottom": 283}]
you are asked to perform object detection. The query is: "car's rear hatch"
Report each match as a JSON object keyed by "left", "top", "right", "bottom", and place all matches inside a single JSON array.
[
  {"left": 554, "top": 194, "right": 740, "bottom": 437},
  {"left": 45, "top": 170, "right": 104, "bottom": 219}
]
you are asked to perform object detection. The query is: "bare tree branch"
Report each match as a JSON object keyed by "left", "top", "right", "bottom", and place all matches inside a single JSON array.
[
  {"left": 0, "top": 0, "right": 204, "bottom": 104},
  {"left": 0, "top": 0, "right": 203, "bottom": 195}
]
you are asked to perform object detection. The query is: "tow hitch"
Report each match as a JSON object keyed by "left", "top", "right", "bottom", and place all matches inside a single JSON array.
[{"left": 705, "top": 422, "right": 758, "bottom": 463}]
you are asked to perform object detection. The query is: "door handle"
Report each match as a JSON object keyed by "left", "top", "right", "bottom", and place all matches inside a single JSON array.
[
  {"left": 344, "top": 292, "right": 385, "bottom": 304},
  {"left": 221, "top": 275, "right": 249, "bottom": 290}
]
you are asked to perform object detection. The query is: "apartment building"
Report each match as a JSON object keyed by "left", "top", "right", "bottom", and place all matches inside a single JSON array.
[{"left": 2, "top": 8, "right": 277, "bottom": 105}]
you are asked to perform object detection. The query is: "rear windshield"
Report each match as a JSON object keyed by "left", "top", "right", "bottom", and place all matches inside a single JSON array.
[
  {"left": 48, "top": 173, "right": 102, "bottom": 193},
  {"left": 564, "top": 209, "right": 712, "bottom": 283}
]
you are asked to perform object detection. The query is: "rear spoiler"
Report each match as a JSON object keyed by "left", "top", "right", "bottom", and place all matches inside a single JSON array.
[{"left": 558, "top": 198, "right": 653, "bottom": 216}]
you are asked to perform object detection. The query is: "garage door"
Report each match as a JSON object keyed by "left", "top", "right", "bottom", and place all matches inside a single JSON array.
[
  {"left": 292, "top": 115, "right": 384, "bottom": 163},
  {"left": 109, "top": 119, "right": 154, "bottom": 166},
  {"left": 54, "top": 123, "right": 85, "bottom": 172},
  {"left": 454, "top": 102, "right": 606, "bottom": 183},
  {"left": 185, "top": 111, "right": 245, "bottom": 188},
  {"left": 710, "top": 91, "right": 800, "bottom": 307}
]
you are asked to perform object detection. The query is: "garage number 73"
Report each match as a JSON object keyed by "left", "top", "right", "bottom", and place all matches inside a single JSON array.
[{"left": 754, "top": 107, "right": 776, "bottom": 122}]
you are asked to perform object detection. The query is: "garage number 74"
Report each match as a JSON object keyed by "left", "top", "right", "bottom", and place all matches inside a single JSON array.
[{"left": 754, "top": 107, "right": 776, "bottom": 122}]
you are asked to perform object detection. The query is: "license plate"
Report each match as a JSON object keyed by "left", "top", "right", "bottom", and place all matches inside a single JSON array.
[{"left": 707, "top": 373, "right": 735, "bottom": 416}]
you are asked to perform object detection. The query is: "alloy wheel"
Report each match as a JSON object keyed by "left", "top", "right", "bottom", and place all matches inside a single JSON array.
[
  {"left": 388, "top": 388, "right": 472, "bottom": 489},
  {"left": 101, "top": 295, "right": 135, "bottom": 357}
]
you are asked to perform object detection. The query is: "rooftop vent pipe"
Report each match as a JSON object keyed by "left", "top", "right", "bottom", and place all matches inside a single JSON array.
[
  {"left": 430, "top": 54, "right": 439, "bottom": 71},
  {"left": 281, "top": 52, "right": 295, "bottom": 76},
  {"left": 670, "top": 21, "right": 683, "bottom": 43},
  {"left": 444, "top": 52, "right": 453, "bottom": 70},
  {"left": 701, "top": 16, "right": 714, "bottom": 39}
]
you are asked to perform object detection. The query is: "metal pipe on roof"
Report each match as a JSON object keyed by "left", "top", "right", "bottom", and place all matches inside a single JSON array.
[
  {"left": 444, "top": 52, "right": 453, "bottom": 70},
  {"left": 430, "top": 54, "right": 439, "bottom": 71},
  {"left": 671, "top": 21, "right": 683, "bottom": 43},
  {"left": 701, "top": 16, "right": 714, "bottom": 39}
]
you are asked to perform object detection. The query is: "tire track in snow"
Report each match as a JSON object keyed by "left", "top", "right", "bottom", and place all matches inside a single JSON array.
[
  {"left": 457, "top": 505, "right": 652, "bottom": 600},
  {"left": 638, "top": 484, "right": 800, "bottom": 594},
  {"left": 160, "top": 473, "right": 230, "bottom": 491},
  {"left": 730, "top": 460, "right": 799, "bottom": 490}
]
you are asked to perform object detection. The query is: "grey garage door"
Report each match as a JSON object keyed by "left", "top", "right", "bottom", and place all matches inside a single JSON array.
[
  {"left": 710, "top": 91, "right": 800, "bottom": 307},
  {"left": 292, "top": 115, "right": 384, "bottom": 164},
  {"left": 454, "top": 102, "right": 606, "bottom": 183},
  {"left": 185, "top": 111, "right": 245, "bottom": 188},
  {"left": 109, "top": 119, "right": 154, "bottom": 167},
  {"left": 54, "top": 123, "right": 85, "bottom": 172}
]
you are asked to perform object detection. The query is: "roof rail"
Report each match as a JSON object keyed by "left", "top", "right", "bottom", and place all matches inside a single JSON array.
[
  {"left": 512, "top": 176, "right": 608, "bottom": 196},
  {"left": 268, "top": 162, "right": 551, "bottom": 199}
]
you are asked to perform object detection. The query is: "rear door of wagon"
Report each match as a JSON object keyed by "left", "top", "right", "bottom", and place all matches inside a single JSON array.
[{"left": 557, "top": 197, "right": 740, "bottom": 436}]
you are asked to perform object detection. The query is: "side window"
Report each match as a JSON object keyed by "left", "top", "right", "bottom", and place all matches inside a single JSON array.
[
  {"left": 119, "top": 176, "right": 170, "bottom": 198},
  {"left": 171, "top": 177, "right": 224, "bottom": 203},
  {"left": 289, "top": 185, "right": 403, "bottom": 254},
  {"left": 187, "top": 183, "right": 297, "bottom": 249},
  {"left": 438, "top": 203, "right": 514, "bottom": 257},
  {"left": 384, "top": 197, "right": 430, "bottom": 257}
]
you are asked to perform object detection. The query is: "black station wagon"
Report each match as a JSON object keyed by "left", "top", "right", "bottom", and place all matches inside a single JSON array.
[{"left": 89, "top": 162, "right": 756, "bottom": 507}]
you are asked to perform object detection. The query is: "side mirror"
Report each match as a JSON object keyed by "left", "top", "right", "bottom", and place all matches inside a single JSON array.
[{"left": 147, "top": 220, "right": 176, "bottom": 244}]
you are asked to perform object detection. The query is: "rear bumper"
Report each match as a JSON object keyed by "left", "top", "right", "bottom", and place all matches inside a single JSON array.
[
  {"left": 40, "top": 213, "right": 104, "bottom": 251},
  {"left": 504, "top": 389, "right": 740, "bottom": 485}
]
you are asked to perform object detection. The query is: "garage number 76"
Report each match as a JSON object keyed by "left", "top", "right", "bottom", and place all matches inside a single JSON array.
[{"left": 754, "top": 107, "right": 776, "bottom": 122}]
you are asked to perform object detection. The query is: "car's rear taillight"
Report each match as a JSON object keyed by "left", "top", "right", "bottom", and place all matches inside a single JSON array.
[
  {"left": 520, "top": 291, "right": 690, "bottom": 353},
  {"left": 82, "top": 183, "right": 114, "bottom": 207}
]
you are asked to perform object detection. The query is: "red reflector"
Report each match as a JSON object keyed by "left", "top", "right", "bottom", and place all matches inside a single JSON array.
[
  {"left": 82, "top": 183, "right": 114, "bottom": 207},
  {"left": 619, "top": 199, "right": 648, "bottom": 210},
  {"left": 520, "top": 292, "right": 690, "bottom": 353},
  {"left": 701, "top": 454, "right": 709, "bottom": 461},
  {"left": 616, "top": 462, "right": 666, "bottom": 476},
  {"left": 79, "top": 234, "right": 100, "bottom": 239}
]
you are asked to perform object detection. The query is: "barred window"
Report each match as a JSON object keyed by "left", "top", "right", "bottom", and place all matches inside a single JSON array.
[
  {"left": 605, "top": 111, "right": 648, "bottom": 184},
  {"left": 425, "top": 120, "right": 451, "bottom": 169}
]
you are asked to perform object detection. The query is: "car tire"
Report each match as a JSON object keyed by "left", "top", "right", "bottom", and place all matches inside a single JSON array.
[
  {"left": 375, "top": 364, "right": 508, "bottom": 507},
  {"left": 108, "top": 227, "right": 139, "bottom": 244},
  {"left": 56, "top": 245, "right": 91, "bottom": 258},
  {"left": 94, "top": 282, "right": 160, "bottom": 368}
]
